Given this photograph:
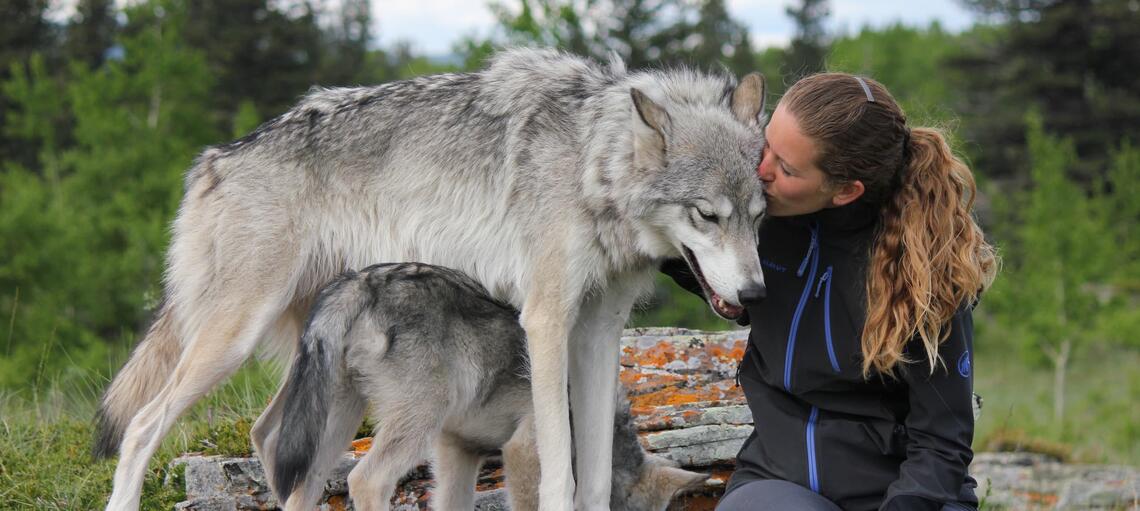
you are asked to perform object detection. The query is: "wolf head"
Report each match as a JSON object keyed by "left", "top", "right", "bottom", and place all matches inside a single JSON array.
[
  {"left": 606, "top": 453, "right": 707, "bottom": 511},
  {"left": 627, "top": 72, "right": 768, "bottom": 320},
  {"left": 608, "top": 401, "right": 708, "bottom": 511}
]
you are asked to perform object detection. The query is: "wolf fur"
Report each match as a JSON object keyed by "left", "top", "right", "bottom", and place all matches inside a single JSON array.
[
  {"left": 256, "top": 263, "right": 706, "bottom": 510},
  {"left": 95, "top": 47, "right": 767, "bottom": 510}
]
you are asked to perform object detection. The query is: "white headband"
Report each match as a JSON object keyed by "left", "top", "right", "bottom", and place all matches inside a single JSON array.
[{"left": 854, "top": 76, "right": 875, "bottom": 103}]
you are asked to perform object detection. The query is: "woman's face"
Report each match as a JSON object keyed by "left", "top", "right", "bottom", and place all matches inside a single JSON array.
[{"left": 757, "top": 105, "right": 844, "bottom": 217}]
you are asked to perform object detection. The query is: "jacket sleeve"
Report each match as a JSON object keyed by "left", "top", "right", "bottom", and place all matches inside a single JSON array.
[
  {"left": 659, "top": 258, "right": 707, "bottom": 302},
  {"left": 880, "top": 307, "right": 976, "bottom": 511}
]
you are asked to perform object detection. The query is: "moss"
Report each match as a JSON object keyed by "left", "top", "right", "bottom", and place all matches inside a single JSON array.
[{"left": 196, "top": 416, "right": 253, "bottom": 457}]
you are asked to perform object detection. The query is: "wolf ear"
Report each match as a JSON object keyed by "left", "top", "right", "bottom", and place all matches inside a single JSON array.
[
  {"left": 631, "top": 88, "right": 672, "bottom": 137},
  {"left": 730, "top": 72, "right": 766, "bottom": 127},
  {"left": 631, "top": 88, "right": 672, "bottom": 168},
  {"left": 659, "top": 465, "right": 708, "bottom": 493}
]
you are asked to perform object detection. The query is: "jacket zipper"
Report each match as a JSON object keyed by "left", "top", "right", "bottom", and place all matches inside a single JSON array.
[
  {"left": 784, "top": 223, "right": 820, "bottom": 391},
  {"left": 807, "top": 405, "right": 821, "bottom": 493},
  {"left": 815, "top": 266, "right": 839, "bottom": 373}
]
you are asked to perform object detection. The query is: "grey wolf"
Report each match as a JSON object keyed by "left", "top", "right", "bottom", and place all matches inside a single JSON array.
[
  {"left": 257, "top": 262, "right": 706, "bottom": 510},
  {"left": 94, "top": 47, "right": 768, "bottom": 510}
]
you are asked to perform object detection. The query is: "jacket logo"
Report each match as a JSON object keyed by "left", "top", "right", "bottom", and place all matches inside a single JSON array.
[
  {"left": 761, "top": 258, "right": 787, "bottom": 273},
  {"left": 957, "top": 350, "right": 971, "bottom": 378}
]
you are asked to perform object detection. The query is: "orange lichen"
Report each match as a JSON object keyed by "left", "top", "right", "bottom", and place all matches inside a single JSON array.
[
  {"left": 706, "top": 341, "right": 746, "bottom": 362},
  {"left": 635, "top": 341, "right": 681, "bottom": 368},
  {"left": 351, "top": 437, "right": 372, "bottom": 456},
  {"left": 629, "top": 379, "right": 743, "bottom": 408},
  {"left": 1017, "top": 490, "right": 1060, "bottom": 506},
  {"left": 476, "top": 467, "right": 506, "bottom": 491},
  {"left": 326, "top": 495, "right": 348, "bottom": 510}
]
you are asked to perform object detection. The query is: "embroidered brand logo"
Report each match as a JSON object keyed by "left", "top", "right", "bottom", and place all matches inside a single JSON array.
[
  {"left": 957, "top": 350, "right": 971, "bottom": 378},
  {"left": 761, "top": 258, "right": 787, "bottom": 273}
]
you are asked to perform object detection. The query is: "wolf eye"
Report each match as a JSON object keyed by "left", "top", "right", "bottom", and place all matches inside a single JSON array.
[{"left": 696, "top": 208, "right": 718, "bottom": 223}]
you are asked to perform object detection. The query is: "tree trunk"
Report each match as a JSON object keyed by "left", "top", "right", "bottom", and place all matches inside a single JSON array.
[{"left": 1052, "top": 339, "right": 1071, "bottom": 423}]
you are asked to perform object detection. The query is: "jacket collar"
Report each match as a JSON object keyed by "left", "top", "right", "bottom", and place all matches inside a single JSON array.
[{"left": 789, "top": 199, "right": 881, "bottom": 234}]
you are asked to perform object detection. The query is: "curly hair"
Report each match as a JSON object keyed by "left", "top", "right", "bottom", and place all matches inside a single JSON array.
[{"left": 780, "top": 73, "right": 998, "bottom": 377}]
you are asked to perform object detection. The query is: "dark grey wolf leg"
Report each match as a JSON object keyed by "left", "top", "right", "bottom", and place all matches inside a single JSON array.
[{"left": 283, "top": 390, "right": 367, "bottom": 511}]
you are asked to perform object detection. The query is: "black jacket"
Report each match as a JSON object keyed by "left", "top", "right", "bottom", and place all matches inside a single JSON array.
[{"left": 663, "top": 200, "right": 978, "bottom": 511}]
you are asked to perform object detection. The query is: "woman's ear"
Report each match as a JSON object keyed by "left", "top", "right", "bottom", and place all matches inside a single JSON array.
[{"left": 830, "top": 180, "right": 865, "bottom": 207}]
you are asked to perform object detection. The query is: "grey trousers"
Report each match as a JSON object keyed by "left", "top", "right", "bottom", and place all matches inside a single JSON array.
[
  {"left": 715, "top": 480, "right": 842, "bottom": 511},
  {"left": 715, "top": 479, "right": 978, "bottom": 511}
]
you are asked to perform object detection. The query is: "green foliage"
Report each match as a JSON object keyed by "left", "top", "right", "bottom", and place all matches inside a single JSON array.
[
  {"left": 983, "top": 113, "right": 1117, "bottom": 366},
  {"left": 973, "top": 345, "right": 1140, "bottom": 464},
  {"left": 231, "top": 100, "right": 262, "bottom": 139},
  {"left": 478, "top": 0, "right": 757, "bottom": 75},
  {"left": 629, "top": 274, "right": 736, "bottom": 331},
  {"left": 0, "top": 0, "right": 219, "bottom": 389},
  {"left": 826, "top": 22, "right": 961, "bottom": 127},
  {"left": 950, "top": 0, "right": 1140, "bottom": 181},
  {"left": 64, "top": 0, "right": 118, "bottom": 69},
  {"left": 0, "top": 361, "right": 279, "bottom": 509},
  {"left": 783, "top": 0, "right": 829, "bottom": 80}
]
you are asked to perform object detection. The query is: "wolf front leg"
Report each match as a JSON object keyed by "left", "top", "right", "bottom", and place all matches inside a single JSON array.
[
  {"left": 520, "top": 279, "right": 579, "bottom": 511},
  {"left": 569, "top": 271, "right": 653, "bottom": 510}
]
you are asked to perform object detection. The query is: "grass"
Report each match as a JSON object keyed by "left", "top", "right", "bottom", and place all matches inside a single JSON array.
[
  {"left": 0, "top": 360, "right": 281, "bottom": 510},
  {"left": 972, "top": 343, "right": 1140, "bottom": 465},
  {"left": 0, "top": 339, "right": 1135, "bottom": 510}
]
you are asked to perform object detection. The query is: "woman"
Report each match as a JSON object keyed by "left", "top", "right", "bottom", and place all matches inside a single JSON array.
[{"left": 664, "top": 73, "right": 997, "bottom": 510}]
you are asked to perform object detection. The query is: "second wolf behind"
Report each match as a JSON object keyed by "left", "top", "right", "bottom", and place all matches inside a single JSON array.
[{"left": 256, "top": 262, "right": 706, "bottom": 511}]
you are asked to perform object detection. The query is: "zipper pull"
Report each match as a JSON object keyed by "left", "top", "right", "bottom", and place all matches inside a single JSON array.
[
  {"left": 796, "top": 223, "right": 820, "bottom": 277},
  {"left": 815, "top": 266, "right": 832, "bottom": 298}
]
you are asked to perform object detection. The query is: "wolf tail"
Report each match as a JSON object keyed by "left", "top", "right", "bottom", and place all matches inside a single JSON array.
[
  {"left": 93, "top": 303, "right": 182, "bottom": 459},
  {"left": 272, "top": 272, "right": 369, "bottom": 504}
]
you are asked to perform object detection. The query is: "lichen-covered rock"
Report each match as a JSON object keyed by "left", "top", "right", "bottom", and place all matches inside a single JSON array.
[
  {"left": 174, "top": 328, "right": 1139, "bottom": 510},
  {"left": 970, "top": 453, "right": 1140, "bottom": 510}
]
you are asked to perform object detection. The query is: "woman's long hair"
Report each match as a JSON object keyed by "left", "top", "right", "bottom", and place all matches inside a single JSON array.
[{"left": 781, "top": 73, "right": 998, "bottom": 377}]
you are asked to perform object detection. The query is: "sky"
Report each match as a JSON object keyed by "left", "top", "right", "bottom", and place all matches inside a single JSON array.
[
  {"left": 50, "top": 0, "right": 979, "bottom": 56},
  {"left": 373, "top": 0, "right": 980, "bottom": 55}
]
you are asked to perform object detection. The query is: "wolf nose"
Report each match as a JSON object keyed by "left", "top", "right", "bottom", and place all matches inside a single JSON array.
[{"left": 738, "top": 284, "right": 767, "bottom": 304}]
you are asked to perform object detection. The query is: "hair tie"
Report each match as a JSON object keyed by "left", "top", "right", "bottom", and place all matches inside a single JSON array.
[
  {"left": 893, "top": 129, "right": 912, "bottom": 191},
  {"left": 854, "top": 76, "right": 875, "bottom": 103}
]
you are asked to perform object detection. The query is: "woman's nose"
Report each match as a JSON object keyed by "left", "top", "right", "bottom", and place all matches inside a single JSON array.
[{"left": 757, "top": 147, "right": 775, "bottom": 182}]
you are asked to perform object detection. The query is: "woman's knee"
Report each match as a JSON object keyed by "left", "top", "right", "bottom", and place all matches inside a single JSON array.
[{"left": 715, "top": 479, "right": 842, "bottom": 511}]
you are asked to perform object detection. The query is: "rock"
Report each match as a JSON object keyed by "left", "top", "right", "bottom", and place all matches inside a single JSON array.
[{"left": 970, "top": 453, "right": 1140, "bottom": 510}]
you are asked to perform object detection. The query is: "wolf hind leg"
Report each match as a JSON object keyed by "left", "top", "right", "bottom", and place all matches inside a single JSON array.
[
  {"left": 502, "top": 415, "right": 541, "bottom": 511},
  {"left": 430, "top": 433, "right": 484, "bottom": 511},
  {"left": 346, "top": 404, "right": 443, "bottom": 511},
  {"left": 104, "top": 303, "right": 283, "bottom": 511}
]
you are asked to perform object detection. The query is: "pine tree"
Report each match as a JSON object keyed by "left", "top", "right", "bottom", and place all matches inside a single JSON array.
[
  {"left": 950, "top": 0, "right": 1140, "bottom": 182},
  {"left": 983, "top": 113, "right": 1116, "bottom": 422},
  {"left": 783, "top": 0, "right": 829, "bottom": 80},
  {"left": 0, "top": 0, "right": 56, "bottom": 171},
  {"left": 0, "top": 0, "right": 219, "bottom": 388},
  {"left": 64, "top": 0, "right": 118, "bottom": 69}
]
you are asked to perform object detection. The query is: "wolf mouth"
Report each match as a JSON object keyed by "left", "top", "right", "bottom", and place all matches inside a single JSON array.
[{"left": 681, "top": 246, "right": 745, "bottom": 320}]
